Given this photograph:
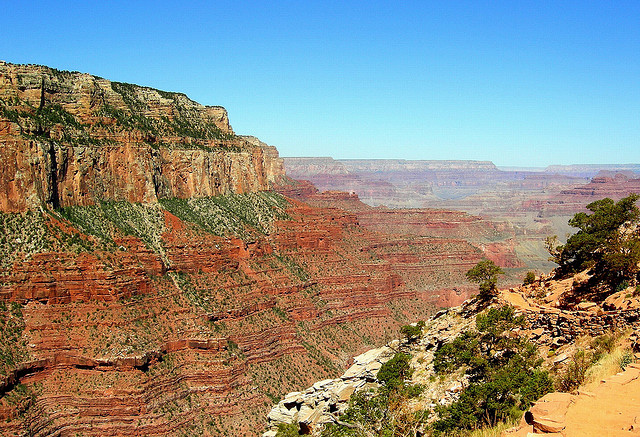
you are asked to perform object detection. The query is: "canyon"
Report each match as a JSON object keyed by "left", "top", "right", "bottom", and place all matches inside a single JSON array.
[
  {"left": 283, "top": 157, "right": 640, "bottom": 272},
  {"left": 0, "top": 62, "right": 522, "bottom": 436},
  {"left": 1, "top": 62, "right": 638, "bottom": 436}
]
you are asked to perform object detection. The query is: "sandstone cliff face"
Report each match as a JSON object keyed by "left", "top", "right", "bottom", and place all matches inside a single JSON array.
[{"left": 0, "top": 62, "right": 284, "bottom": 211}]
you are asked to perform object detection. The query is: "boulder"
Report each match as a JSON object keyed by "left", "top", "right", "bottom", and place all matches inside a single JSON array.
[{"left": 526, "top": 392, "right": 576, "bottom": 433}]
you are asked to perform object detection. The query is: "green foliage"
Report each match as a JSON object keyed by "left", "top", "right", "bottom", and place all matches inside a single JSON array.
[
  {"left": 159, "top": 192, "right": 290, "bottom": 238},
  {"left": 433, "top": 331, "right": 480, "bottom": 375},
  {"left": 523, "top": 271, "right": 536, "bottom": 286},
  {"left": 36, "top": 104, "right": 84, "bottom": 130},
  {"left": 321, "top": 388, "right": 427, "bottom": 437},
  {"left": 552, "top": 194, "right": 640, "bottom": 289},
  {"left": 0, "top": 302, "right": 30, "bottom": 376},
  {"left": 58, "top": 201, "right": 165, "bottom": 255},
  {"left": 0, "top": 210, "right": 51, "bottom": 268},
  {"left": 466, "top": 259, "right": 504, "bottom": 300},
  {"left": 616, "top": 280, "right": 630, "bottom": 293},
  {"left": 400, "top": 321, "right": 424, "bottom": 343},
  {"left": 377, "top": 352, "right": 413, "bottom": 391},
  {"left": 475, "top": 305, "right": 525, "bottom": 337},
  {"left": 272, "top": 306, "right": 289, "bottom": 320},
  {"left": 275, "top": 422, "right": 300, "bottom": 437},
  {"left": 321, "top": 390, "right": 390, "bottom": 437},
  {"left": 325, "top": 307, "right": 544, "bottom": 437},
  {"left": 432, "top": 306, "right": 552, "bottom": 434}
]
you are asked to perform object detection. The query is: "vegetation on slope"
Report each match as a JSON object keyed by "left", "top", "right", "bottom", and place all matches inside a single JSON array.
[
  {"left": 159, "top": 192, "right": 290, "bottom": 238},
  {"left": 546, "top": 193, "right": 640, "bottom": 291},
  {"left": 0, "top": 301, "right": 29, "bottom": 377},
  {"left": 316, "top": 306, "right": 552, "bottom": 437},
  {"left": 431, "top": 306, "right": 552, "bottom": 434}
]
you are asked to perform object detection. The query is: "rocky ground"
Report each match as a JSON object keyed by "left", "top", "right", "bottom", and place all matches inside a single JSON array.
[{"left": 263, "top": 269, "right": 640, "bottom": 436}]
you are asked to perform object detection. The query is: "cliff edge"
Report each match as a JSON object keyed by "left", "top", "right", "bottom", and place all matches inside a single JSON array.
[{"left": 0, "top": 61, "right": 284, "bottom": 212}]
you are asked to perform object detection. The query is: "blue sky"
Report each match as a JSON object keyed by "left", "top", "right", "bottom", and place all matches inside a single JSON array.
[{"left": 1, "top": 1, "right": 638, "bottom": 167}]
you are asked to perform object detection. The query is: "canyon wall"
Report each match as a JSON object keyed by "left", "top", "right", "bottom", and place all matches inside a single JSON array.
[
  {"left": 0, "top": 62, "right": 284, "bottom": 212},
  {"left": 0, "top": 63, "right": 497, "bottom": 435}
]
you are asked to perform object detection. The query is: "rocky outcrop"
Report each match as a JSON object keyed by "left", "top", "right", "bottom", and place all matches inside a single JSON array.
[
  {"left": 263, "top": 269, "right": 640, "bottom": 436},
  {"left": 0, "top": 62, "right": 284, "bottom": 212},
  {"left": 263, "top": 345, "right": 395, "bottom": 436},
  {"left": 262, "top": 301, "right": 478, "bottom": 435}
]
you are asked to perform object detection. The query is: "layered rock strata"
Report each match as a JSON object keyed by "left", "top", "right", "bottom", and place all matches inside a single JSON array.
[
  {"left": 0, "top": 62, "right": 284, "bottom": 211},
  {"left": 0, "top": 189, "right": 492, "bottom": 435}
]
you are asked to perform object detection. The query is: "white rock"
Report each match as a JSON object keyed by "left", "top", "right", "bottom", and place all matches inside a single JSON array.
[
  {"left": 267, "top": 407, "right": 294, "bottom": 423},
  {"left": 364, "top": 361, "right": 382, "bottom": 373},
  {"left": 342, "top": 364, "right": 365, "bottom": 379},
  {"left": 313, "top": 378, "right": 335, "bottom": 391},
  {"left": 284, "top": 391, "right": 302, "bottom": 401},
  {"left": 354, "top": 346, "right": 391, "bottom": 365},
  {"left": 298, "top": 404, "right": 316, "bottom": 423}
]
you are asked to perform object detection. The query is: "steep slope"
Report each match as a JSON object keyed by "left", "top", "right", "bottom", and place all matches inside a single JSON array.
[
  {"left": 0, "top": 63, "right": 501, "bottom": 436},
  {"left": 264, "top": 269, "right": 640, "bottom": 436}
]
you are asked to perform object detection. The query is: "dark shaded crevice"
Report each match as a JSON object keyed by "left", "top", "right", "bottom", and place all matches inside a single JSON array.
[{"left": 47, "top": 143, "right": 60, "bottom": 209}]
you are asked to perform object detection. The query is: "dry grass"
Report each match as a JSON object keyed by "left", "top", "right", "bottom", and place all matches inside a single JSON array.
[
  {"left": 584, "top": 345, "right": 634, "bottom": 387},
  {"left": 468, "top": 418, "right": 519, "bottom": 437}
]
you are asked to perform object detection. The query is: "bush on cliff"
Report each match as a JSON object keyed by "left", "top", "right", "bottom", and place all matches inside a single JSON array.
[
  {"left": 547, "top": 194, "right": 640, "bottom": 290},
  {"left": 321, "top": 351, "right": 423, "bottom": 436},
  {"left": 431, "top": 306, "right": 553, "bottom": 434},
  {"left": 523, "top": 271, "right": 536, "bottom": 286},
  {"left": 377, "top": 352, "right": 413, "bottom": 391},
  {"left": 466, "top": 259, "right": 504, "bottom": 300},
  {"left": 400, "top": 321, "right": 425, "bottom": 344}
]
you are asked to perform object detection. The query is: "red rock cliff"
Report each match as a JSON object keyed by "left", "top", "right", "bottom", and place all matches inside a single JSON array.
[{"left": 0, "top": 62, "right": 284, "bottom": 212}]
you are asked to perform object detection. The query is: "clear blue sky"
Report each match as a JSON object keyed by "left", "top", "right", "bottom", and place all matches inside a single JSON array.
[{"left": 1, "top": 1, "right": 638, "bottom": 167}]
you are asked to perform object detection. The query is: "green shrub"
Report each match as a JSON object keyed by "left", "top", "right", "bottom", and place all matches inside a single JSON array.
[
  {"left": 466, "top": 259, "right": 504, "bottom": 300},
  {"left": 551, "top": 194, "right": 640, "bottom": 290},
  {"left": 400, "top": 321, "right": 424, "bottom": 343},
  {"left": 377, "top": 352, "right": 412, "bottom": 391},
  {"left": 523, "top": 271, "right": 536, "bottom": 285},
  {"left": 432, "top": 305, "right": 552, "bottom": 434},
  {"left": 616, "top": 280, "right": 630, "bottom": 293},
  {"left": 275, "top": 422, "right": 300, "bottom": 437}
]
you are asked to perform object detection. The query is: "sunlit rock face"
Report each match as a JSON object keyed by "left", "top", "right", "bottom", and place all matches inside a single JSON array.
[{"left": 0, "top": 61, "right": 285, "bottom": 212}]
